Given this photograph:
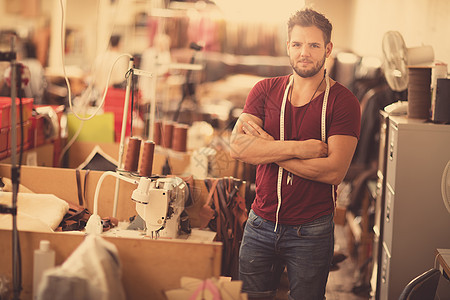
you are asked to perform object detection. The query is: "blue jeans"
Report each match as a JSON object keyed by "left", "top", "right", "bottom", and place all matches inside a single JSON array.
[{"left": 239, "top": 210, "right": 334, "bottom": 300}]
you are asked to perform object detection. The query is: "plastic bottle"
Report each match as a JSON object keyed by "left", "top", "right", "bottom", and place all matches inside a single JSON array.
[{"left": 33, "top": 240, "right": 55, "bottom": 299}]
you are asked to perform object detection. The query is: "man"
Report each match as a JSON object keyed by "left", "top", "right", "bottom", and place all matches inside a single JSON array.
[{"left": 230, "top": 8, "right": 361, "bottom": 300}]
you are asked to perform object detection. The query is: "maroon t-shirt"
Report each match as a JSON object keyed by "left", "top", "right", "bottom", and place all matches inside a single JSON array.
[{"left": 243, "top": 75, "right": 361, "bottom": 225}]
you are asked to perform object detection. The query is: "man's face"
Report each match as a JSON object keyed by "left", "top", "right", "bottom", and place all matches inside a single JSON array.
[{"left": 287, "top": 25, "right": 331, "bottom": 78}]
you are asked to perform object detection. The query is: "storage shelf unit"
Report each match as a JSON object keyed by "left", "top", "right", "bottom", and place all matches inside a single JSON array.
[{"left": 373, "top": 115, "right": 450, "bottom": 300}]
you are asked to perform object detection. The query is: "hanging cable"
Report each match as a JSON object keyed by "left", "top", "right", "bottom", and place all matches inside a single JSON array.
[
  {"left": 57, "top": 0, "right": 132, "bottom": 166},
  {"left": 59, "top": 0, "right": 132, "bottom": 124},
  {"left": 59, "top": 0, "right": 132, "bottom": 121}
]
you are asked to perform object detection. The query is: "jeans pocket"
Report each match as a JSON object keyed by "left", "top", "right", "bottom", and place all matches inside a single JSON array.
[
  {"left": 296, "top": 214, "right": 333, "bottom": 239},
  {"left": 247, "top": 210, "right": 264, "bottom": 229}
]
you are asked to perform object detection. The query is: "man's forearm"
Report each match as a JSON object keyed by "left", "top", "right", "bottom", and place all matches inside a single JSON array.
[
  {"left": 229, "top": 133, "right": 299, "bottom": 165},
  {"left": 278, "top": 134, "right": 357, "bottom": 185},
  {"left": 277, "top": 157, "right": 340, "bottom": 185}
]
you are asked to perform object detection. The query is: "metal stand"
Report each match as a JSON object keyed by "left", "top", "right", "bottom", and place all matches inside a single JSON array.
[
  {"left": 112, "top": 59, "right": 154, "bottom": 218},
  {"left": 0, "top": 37, "right": 22, "bottom": 300},
  {"left": 173, "top": 43, "right": 203, "bottom": 122},
  {"left": 112, "top": 58, "right": 135, "bottom": 218}
]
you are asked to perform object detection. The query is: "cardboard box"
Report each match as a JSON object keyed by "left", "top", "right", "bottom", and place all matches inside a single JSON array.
[
  {"left": 0, "top": 143, "right": 55, "bottom": 167},
  {"left": 0, "top": 164, "right": 224, "bottom": 300}
]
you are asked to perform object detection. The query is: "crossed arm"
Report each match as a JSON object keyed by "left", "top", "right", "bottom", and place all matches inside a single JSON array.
[{"left": 229, "top": 113, "right": 358, "bottom": 185}]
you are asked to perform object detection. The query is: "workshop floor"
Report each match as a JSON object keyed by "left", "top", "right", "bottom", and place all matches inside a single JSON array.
[{"left": 275, "top": 224, "right": 371, "bottom": 300}]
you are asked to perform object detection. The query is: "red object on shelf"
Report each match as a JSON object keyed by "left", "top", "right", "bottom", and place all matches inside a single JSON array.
[
  {"left": 0, "top": 102, "right": 10, "bottom": 129},
  {"left": 7, "top": 120, "right": 31, "bottom": 148},
  {"left": 103, "top": 88, "right": 137, "bottom": 143},
  {"left": 0, "top": 97, "right": 34, "bottom": 128},
  {"left": 0, "top": 103, "right": 66, "bottom": 163},
  {"left": 0, "top": 128, "right": 7, "bottom": 152},
  {"left": 29, "top": 114, "right": 46, "bottom": 148}
]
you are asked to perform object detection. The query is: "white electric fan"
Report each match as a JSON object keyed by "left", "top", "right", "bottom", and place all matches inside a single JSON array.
[
  {"left": 442, "top": 160, "right": 450, "bottom": 215},
  {"left": 381, "top": 31, "right": 434, "bottom": 92}
]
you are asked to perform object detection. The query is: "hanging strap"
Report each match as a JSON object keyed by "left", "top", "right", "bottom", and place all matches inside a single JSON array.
[
  {"left": 205, "top": 179, "right": 219, "bottom": 207},
  {"left": 75, "top": 168, "right": 90, "bottom": 206},
  {"left": 198, "top": 179, "right": 219, "bottom": 229},
  {"left": 76, "top": 168, "right": 83, "bottom": 206},
  {"left": 212, "top": 181, "right": 222, "bottom": 241}
]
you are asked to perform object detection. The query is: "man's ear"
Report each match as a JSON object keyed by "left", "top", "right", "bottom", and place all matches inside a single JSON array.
[
  {"left": 286, "top": 40, "right": 290, "bottom": 56},
  {"left": 326, "top": 42, "right": 333, "bottom": 58}
]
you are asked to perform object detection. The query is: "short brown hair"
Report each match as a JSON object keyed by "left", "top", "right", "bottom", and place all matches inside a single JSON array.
[{"left": 287, "top": 8, "right": 332, "bottom": 45}]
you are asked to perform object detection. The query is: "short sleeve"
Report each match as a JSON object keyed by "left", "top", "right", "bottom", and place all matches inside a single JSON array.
[
  {"left": 243, "top": 79, "right": 268, "bottom": 122},
  {"left": 328, "top": 86, "right": 361, "bottom": 139}
]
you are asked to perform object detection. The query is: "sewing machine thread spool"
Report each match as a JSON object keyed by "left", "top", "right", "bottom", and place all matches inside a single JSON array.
[
  {"left": 153, "top": 120, "right": 162, "bottom": 145},
  {"left": 139, "top": 140, "right": 155, "bottom": 177},
  {"left": 124, "top": 137, "right": 141, "bottom": 172},
  {"left": 172, "top": 123, "right": 189, "bottom": 152},
  {"left": 162, "top": 121, "right": 174, "bottom": 148},
  {"left": 408, "top": 66, "right": 432, "bottom": 119}
]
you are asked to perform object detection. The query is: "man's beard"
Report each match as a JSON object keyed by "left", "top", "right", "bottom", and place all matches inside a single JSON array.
[{"left": 291, "top": 52, "right": 326, "bottom": 78}]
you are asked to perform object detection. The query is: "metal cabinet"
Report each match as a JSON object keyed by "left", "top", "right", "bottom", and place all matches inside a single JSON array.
[
  {"left": 370, "top": 110, "right": 389, "bottom": 300},
  {"left": 372, "top": 115, "right": 450, "bottom": 300}
]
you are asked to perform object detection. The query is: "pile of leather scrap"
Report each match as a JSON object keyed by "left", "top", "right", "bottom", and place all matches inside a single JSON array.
[{"left": 165, "top": 276, "right": 247, "bottom": 300}]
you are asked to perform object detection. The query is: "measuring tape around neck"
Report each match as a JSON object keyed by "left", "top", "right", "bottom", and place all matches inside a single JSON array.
[{"left": 274, "top": 72, "right": 331, "bottom": 231}]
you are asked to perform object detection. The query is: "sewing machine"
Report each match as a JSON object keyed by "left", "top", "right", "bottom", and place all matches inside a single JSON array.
[
  {"left": 86, "top": 172, "right": 189, "bottom": 239},
  {"left": 132, "top": 176, "right": 189, "bottom": 238}
]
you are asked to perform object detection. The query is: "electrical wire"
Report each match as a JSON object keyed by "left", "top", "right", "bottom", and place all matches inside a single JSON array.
[
  {"left": 59, "top": 0, "right": 132, "bottom": 122},
  {"left": 57, "top": 0, "right": 132, "bottom": 165},
  {"left": 58, "top": 119, "right": 84, "bottom": 166}
]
